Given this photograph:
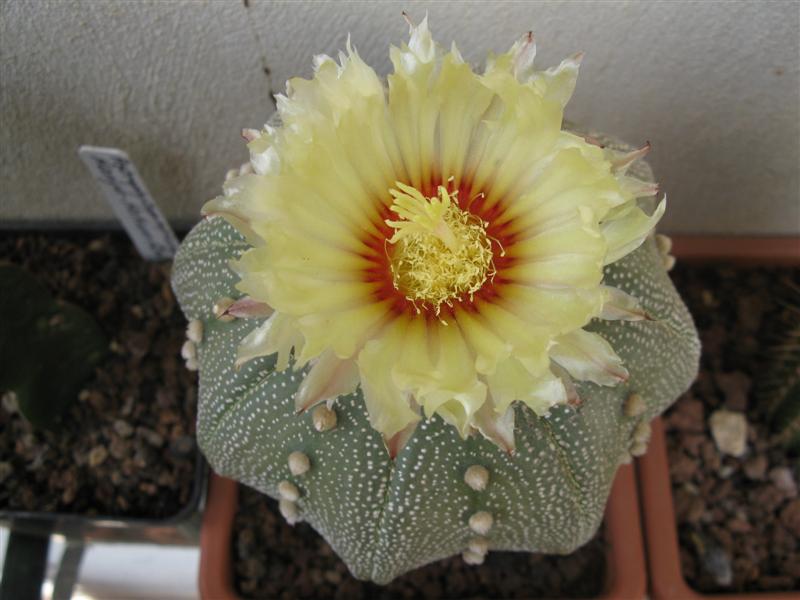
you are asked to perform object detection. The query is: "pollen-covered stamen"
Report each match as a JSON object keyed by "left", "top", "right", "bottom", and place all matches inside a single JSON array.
[{"left": 385, "top": 182, "right": 494, "bottom": 313}]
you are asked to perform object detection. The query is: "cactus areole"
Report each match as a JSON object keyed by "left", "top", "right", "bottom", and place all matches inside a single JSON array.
[{"left": 172, "top": 19, "right": 700, "bottom": 583}]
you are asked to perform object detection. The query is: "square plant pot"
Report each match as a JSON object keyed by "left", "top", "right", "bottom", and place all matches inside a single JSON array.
[
  {"left": 0, "top": 230, "right": 208, "bottom": 597},
  {"left": 198, "top": 463, "right": 646, "bottom": 600},
  {"left": 637, "top": 235, "right": 800, "bottom": 600},
  {"left": 1, "top": 230, "right": 207, "bottom": 544}
]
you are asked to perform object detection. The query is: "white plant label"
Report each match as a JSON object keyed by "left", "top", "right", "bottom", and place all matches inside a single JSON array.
[{"left": 78, "top": 146, "right": 179, "bottom": 261}]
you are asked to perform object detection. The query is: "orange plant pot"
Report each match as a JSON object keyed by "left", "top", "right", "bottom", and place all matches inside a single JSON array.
[
  {"left": 637, "top": 235, "right": 800, "bottom": 600},
  {"left": 198, "top": 464, "right": 647, "bottom": 600}
]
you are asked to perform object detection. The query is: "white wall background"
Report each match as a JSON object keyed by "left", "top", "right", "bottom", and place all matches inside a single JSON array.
[{"left": 1, "top": 0, "right": 798, "bottom": 234}]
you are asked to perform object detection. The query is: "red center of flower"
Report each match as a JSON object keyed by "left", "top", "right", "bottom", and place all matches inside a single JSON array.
[{"left": 360, "top": 177, "right": 517, "bottom": 319}]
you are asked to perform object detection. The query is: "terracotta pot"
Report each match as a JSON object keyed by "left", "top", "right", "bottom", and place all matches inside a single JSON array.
[
  {"left": 199, "top": 474, "right": 238, "bottom": 600},
  {"left": 637, "top": 235, "right": 800, "bottom": 600},
  {"left": 669, "top": 235, "right": 800, "bottom": 266},
  {"left": 198, "top": 463, "right": 646, "bottom": 600}
]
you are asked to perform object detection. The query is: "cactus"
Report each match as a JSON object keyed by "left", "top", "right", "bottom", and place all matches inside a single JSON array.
[
  {"left": 0, "top": 264, "right": 107, "bottom": 429},
  {"left": 172, "top": 163, "right": 698, "bottom": 583},
  {"left": 760, "top": 283, "right": 800, "bottom": 454},
  {"left": 171, "top": 21, "right": 699, "bottom": 583}
]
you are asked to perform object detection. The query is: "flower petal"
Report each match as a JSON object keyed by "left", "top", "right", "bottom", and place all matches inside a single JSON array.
[
  {"left": 385, "top": 417, "right": 420, "bottom": 459},
  {"left": 529, "top": 52, "right": 583, "bottom": 108},
  {"left": 472, "top": 396, "right": 516, "bottom": 454},
  {"left": 550, "top": 329, "right": 629, "bottom": 386},
  {"left": 602, "top": 197, "right": 666, "bottom": 265},
  {"left": 392, "top": 320, "right": 487, "bottom": 438},
  {"left": 486, "top": 357, "right": 567, "bottom": 416},
  {"left": 357, "top": 319, "right": 420, "bottom": 440},
  {"left": 235, "top": 312, "right": 303, "bottom": 371},
  {"left": 223, "top": 296, "right": 274, "bottom": 319},
  {"left": 599, "top": 286, "right": 650, "bottom": 321},
  {"left": 295, "top": 349, "right": 360, "bottom": 412}
]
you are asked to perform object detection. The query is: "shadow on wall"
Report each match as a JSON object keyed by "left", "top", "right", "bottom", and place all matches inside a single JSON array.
[{"left": 2, "top": 80, "right": 194, "bottom": 231}]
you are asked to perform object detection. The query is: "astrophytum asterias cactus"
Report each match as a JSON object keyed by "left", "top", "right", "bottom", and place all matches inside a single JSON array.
[{"left": 172, "top": 19, "right": 699, "bottom": 583}]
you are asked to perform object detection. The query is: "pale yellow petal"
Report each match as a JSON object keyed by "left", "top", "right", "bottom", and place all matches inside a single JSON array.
[
  {"left": 602, "top": 197, "right": 666, "bottom": 265},
  {"left": 295, "top": 350, "right": 360, "bottom": 412},
  {"left": 599, "top": 286, "right": 649, "bottom": 321},
  {"left": 235, "top": 312, "right": 303, "bottom": 371},
  {"left": 472, "top": 395, "right": 516, "bottom": 454},
  {"left": 454, "top": 308, "right": 512, "bottom": 375},
  {"left": 357, "top": 319, "right": 420, "bottom": 440},
  {"left": 550, "top": 329, "right": 629, "bottom": 386},
  {"left": 486, "top": 357, "right": 567, "bottom": 416}
]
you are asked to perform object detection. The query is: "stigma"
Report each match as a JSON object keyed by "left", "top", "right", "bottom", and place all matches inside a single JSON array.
[{"left": 385, "top": 181, "right": 494, "bottom": 314}]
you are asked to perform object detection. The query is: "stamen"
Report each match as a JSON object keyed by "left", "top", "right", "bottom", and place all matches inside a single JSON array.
[{"left": 385, "top": 181, "right": 495, "bottom": 313}]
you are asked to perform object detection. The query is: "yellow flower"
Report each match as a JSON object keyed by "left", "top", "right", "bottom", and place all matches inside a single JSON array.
[{"left": 203, "top": 18, "right": 664, "bottom": 455}]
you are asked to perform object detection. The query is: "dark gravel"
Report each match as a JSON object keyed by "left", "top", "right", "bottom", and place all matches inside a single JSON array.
[
  {"left": 666, "top": 263, "right": 800, "bottom": 593},
  {"left": 0, "top": 232, "right": 197, "bottom": 519},
  {"left": 233, "top": 485, "right": 607, "bottom": 599}
]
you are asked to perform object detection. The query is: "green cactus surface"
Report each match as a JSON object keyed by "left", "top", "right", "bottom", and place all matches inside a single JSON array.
[
  {"left": 0, "top": 264, "right": 107, "bottom": 429},
  {"left": 172, "top": 148, "right": 700, "bottom": 584}
]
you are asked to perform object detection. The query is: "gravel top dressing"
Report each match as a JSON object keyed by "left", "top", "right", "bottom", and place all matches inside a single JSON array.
[
  {"left": 666, "top": 264, "right": 800, "bottom": 593},
  {"left": 0, "top": 233, "right": 198, "bottom": 519}
]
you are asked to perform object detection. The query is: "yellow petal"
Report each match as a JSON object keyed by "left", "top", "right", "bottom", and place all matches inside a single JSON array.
[
  {"left": 357, "top": 319, "right": 420, "bottom": 440},
  {"left": 235, "top": 312, "right": 303, "bottom": 371},
  {"left": 550, "top": 329, "right": 629, "bottom": 386},
  {"left": 599, "top": 286, "right": 650, "bottom": 321},
  {"left": 295, "top": 350, "right": 360, "bottom": 412},
  {"left": 602, "top": 197, "right": 666, "bottom": 265},
  {"left": 472, "top": 395, "right": 516, "bottom": 454},
  {"left": 486, "top": 357, "right": 567, "bottom": 416}
]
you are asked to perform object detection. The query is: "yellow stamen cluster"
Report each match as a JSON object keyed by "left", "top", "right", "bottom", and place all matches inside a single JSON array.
[{"left": 386, "top": 182, "right": 494, "bottom": 313}]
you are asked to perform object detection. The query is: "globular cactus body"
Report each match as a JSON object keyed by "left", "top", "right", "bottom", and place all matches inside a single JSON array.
[
  {"left": 172, "top": 176, "right": 699, "bottom": 582},
  {"left": 172, "top": 20, "right": 700, "bottom": 582},
  {"left": 0, "top": 264, "right": 107, "bottom": 429}
]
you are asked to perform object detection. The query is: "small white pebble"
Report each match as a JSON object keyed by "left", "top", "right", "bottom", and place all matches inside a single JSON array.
[
  {"left": 468, "top": 511, "right": 493, "bottom": 536},
  {"left": 88, "top": 446, "right": 108, "bottom": 468},
  {"left": 769, "top": 467, "right": 798, "bottom": 497},
  {"left": 180, "top": 340, "right": 196, "bottom": 360},
  {"left": 312, "top": 405, "right": 337, "bottom": 432},
  {"left": 185, "top": 357, "right": 198, "bottom": 371},
  {"left": 633, "top": 420, "right": 652, "bottom": 443},
  {"left": 212, "top": 297, "right": 236, "bottom": 322},
  {"left": 279, "top": 499, "right": 300, "bottom": 525},
  {"left": 630, "top": 440, "right": 649, "bottom": 457},
  {"left": 624, "top": 393, "right": 646, "bottom": 417},
  {"left": 467, "top": 536, "right": 489, "bottom": 555},
  {"left": 278, "top": 480, "right": 300, "bottom": 502},
  {"left": 709, "top": 409, "right": 748, "bottom": 457},
  {"left": 186, "top": 319, "right": 203, "bottom": 344},
  {"left": 462, "top": 550, "right": 485, "bottom": 565},
  {"left": 288, "top": 451, "right": 310, "bottom": 476},
  {"left": 1, "top": 391, "right": 18, "bottom": 414},
  {"left": 464, "top": 465, "right": 490, "bottom": 491}
]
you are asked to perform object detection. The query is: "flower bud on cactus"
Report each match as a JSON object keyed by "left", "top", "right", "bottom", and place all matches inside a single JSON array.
[{"left": 172, "top": 19, "right": 699, "bottom": 583}]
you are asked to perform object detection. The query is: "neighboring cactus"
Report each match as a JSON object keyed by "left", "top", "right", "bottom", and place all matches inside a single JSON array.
[
  {"left": 0, "top": 264, "right": 107, "bottom": 429},
  {"left": 171, "top": 20, "right": 699, "bottom": 583},
  {"left": 760, "top": 284, "right": 800, "bottom": 454}
]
